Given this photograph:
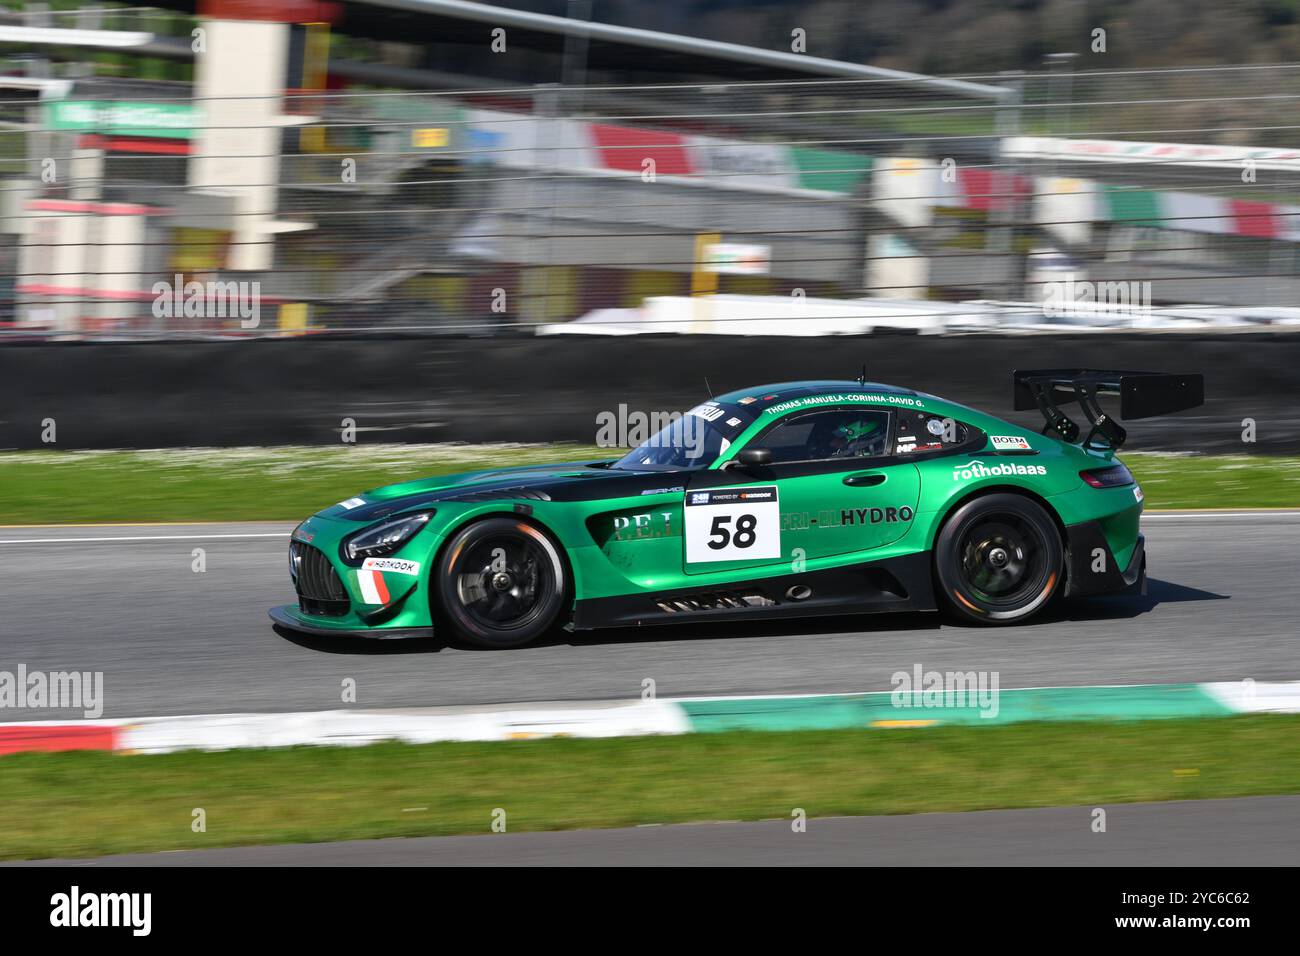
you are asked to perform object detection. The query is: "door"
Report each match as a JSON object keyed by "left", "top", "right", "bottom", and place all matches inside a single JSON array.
[{"left": 683, "top": 407, "right": 921, "bottom": 576}]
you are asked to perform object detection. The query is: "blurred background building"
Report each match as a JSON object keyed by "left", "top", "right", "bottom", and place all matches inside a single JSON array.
[{"left": 0, "top": 0, "right": 1297, "bottom": 338}]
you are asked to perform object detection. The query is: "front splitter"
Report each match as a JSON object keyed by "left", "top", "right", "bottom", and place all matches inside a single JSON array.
[{"left": 268, "top": 605, "right": 434, "bottom": 640}]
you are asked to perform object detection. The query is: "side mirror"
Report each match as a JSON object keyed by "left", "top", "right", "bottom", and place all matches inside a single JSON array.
[{"left": 731, "top": 447, "right": 772, "bottom": 470}]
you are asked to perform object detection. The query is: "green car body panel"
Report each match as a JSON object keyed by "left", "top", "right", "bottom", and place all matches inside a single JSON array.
[{"left": 270, "top": 380, "right": 1149, "bottom": 638}]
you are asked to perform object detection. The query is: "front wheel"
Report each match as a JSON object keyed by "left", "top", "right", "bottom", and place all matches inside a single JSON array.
[
  {"left": 434, "top": 517, "right": 568, "bottom": 648},
  {"left": 934, "top": 494, "right": 1063, "bottom": 625}
]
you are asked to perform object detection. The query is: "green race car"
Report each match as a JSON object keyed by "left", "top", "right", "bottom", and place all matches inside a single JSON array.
[{"left": 269, "top": 369, "right": 1203, "bottom": 648}]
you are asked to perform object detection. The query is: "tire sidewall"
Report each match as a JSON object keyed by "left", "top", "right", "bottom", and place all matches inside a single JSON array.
[
  {"left": 435, "top": 517, "right": 568, "bottom": 648},
  {"left": 934, "top": 493, "right": 1063, "bottom": 625}
]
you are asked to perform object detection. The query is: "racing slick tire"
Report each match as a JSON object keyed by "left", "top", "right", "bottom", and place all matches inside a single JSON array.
[
  {"left": 434, "top": 517, "right": 568, "bottom": 648},
  {"left": 934, "top": 493, "right": 1063, "bottom": 625}
]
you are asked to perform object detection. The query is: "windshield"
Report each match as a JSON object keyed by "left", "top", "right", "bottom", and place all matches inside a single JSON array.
[{"left": 612, "top": 401, "right": 756, "bottom": 471}]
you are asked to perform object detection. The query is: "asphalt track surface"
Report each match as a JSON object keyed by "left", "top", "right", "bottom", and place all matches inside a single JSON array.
[
  {"left": 1, "top": 512, "right": 1298, "bottom": 720},
  {"left": 12, "top": 796, "right": 1298, "bottom": 866}
]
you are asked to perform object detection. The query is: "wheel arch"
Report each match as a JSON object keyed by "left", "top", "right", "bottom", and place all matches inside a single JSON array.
[
  {"left": 930, "top": 483, "right": 1068, "bottom": 550},
  {"left": 428, "top": 508, "right": 577, "bottom": 614}
]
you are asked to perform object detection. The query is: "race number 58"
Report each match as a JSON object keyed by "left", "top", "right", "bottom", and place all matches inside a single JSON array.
[
  {"left": 707, "top": 513, "right": 758, "bottom": 550},
  {"left": 686, "top": 487, "right": 780, "bottom": 563}
]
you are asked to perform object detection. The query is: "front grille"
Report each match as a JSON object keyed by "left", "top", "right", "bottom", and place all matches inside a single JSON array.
[{"left": 290, "top": 542, "right": 351, "bottom": 616}]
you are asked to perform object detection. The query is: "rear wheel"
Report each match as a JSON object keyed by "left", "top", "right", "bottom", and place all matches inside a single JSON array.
[
  {"left": 434, "top": 517, "right": 567, "bottom": 648},
  {"left": 934, "top": 494, "right": 1063, "bottom": 625}
]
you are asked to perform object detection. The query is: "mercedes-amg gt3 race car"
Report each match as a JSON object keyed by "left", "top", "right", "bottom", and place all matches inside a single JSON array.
[{"left": 270, "top": 369, "right": 1203, "bottom": 648}]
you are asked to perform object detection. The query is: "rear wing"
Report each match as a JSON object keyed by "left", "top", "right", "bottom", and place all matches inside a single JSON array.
[{"left": 1013, "top": 369, "right": 1204, "bottom": 449}]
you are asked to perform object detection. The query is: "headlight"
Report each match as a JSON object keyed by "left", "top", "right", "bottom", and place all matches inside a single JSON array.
[{"left": 342, "top": 512, "right": 433, "bottom": 562}]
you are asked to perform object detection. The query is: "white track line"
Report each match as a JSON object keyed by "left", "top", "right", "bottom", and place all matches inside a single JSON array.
[{"left": 1143, "top": 511, "right": 1300, "bottom": 519}]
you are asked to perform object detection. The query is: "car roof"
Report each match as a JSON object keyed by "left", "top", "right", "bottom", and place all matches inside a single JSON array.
[{"left": 714, "top": 380, "right": 919, "bottom": 414}]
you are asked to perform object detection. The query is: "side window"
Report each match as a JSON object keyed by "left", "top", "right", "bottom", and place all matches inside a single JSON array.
[
  {"left": 893, "top": 409, "right": 971, "bottom": 455},
  {"left": 758, "top": 409, "right": 891, "bottom": 463}
]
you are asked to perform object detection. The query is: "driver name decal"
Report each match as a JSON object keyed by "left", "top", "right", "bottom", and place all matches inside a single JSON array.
[{"left": 765, "top": 393, "right": 922, "bottom": 415}]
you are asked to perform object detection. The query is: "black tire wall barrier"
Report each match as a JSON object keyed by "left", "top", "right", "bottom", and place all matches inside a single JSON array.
[{"left": 1, "top": 334, "right": 1296, "bottom": 452}]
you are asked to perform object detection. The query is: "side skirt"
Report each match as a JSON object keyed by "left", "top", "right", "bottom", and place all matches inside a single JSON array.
[{"left": 571, "top": 551, "right": 936, "bottom": 630}]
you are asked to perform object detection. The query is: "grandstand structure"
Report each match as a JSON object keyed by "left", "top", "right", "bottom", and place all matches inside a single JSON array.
[{"left": 0, "top": 1, "right": 1297, "bottom": 335}]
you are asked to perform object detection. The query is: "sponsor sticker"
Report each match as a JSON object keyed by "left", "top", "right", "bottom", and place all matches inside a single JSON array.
[
  {"left": 362, "top": 557, "right": 421, "bottom": 576},
  {"left": 685, "top": 485, "right": 781, "bottom": 563},
  {"left": 838, "top": 505, "right": 914, "bottom": 525},
  {"left": 725, "top": 416, "right": 743, "bottom": 427},
  {"left": 687, "top": 403, "right": 726, "bottom": 422},
  {"left": 357, "top": 558, "right": 422, "bottom": 604},
  {"left": 738, "top": 396, "right": 758, "bottom": 405},
  {"left": 610, "top": 511, "right": 677, "bottom": 542},
  {"left": 1134, "top": 485, "right": 1144, "bottom": 502},
  {"left": 952, "top": 460, "right": 1047, "bottom": 481},
  {"left": 338, "top": 497, "right": 366, "bottom": 510},
  {"left": 990, "top": 435, "right": 1032, "bottom": 451}
]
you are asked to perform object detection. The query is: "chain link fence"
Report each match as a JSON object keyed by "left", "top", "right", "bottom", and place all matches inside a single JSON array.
[{"left": 2, "top": 63, "right": 1299, "bottom": 338}]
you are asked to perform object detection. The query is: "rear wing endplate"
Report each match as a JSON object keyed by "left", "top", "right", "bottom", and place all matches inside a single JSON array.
[{"left": 1012, "top": 369, "right": 1204, "bottom": 450}]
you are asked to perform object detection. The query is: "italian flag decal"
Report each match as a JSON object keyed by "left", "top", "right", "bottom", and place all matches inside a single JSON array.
[
  {"left": 357, "top": 568, "right": 391, "bottom": 605},
  {"left": 356, "top": 558, "right": 421, "bottom": 605}
]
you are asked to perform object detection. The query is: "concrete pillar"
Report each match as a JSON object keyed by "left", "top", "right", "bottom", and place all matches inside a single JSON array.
[
  {"left": 190, "top": 18, "right": 291, "bottom": 271},
  {"left": 68, "top": 149, "right": 104, "bottom": 201}
]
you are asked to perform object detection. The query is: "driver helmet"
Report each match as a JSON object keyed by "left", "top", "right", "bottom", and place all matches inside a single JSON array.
[{"left": 829, "top": 418, "right": 882, "bottom": 456}]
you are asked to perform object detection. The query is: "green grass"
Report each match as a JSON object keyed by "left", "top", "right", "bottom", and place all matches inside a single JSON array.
[
  {"left": 0, "top": 446, "right": 1294, "bottom": 525},
  {"left": 1120, "top": 453, "right": 1300, "bottom": 510},
  {"left": 1, "top": 716, "right": 1296, "bottom": 860},
  {"left": 0, "top": 443, "right": 607, "bottom": 524}
]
